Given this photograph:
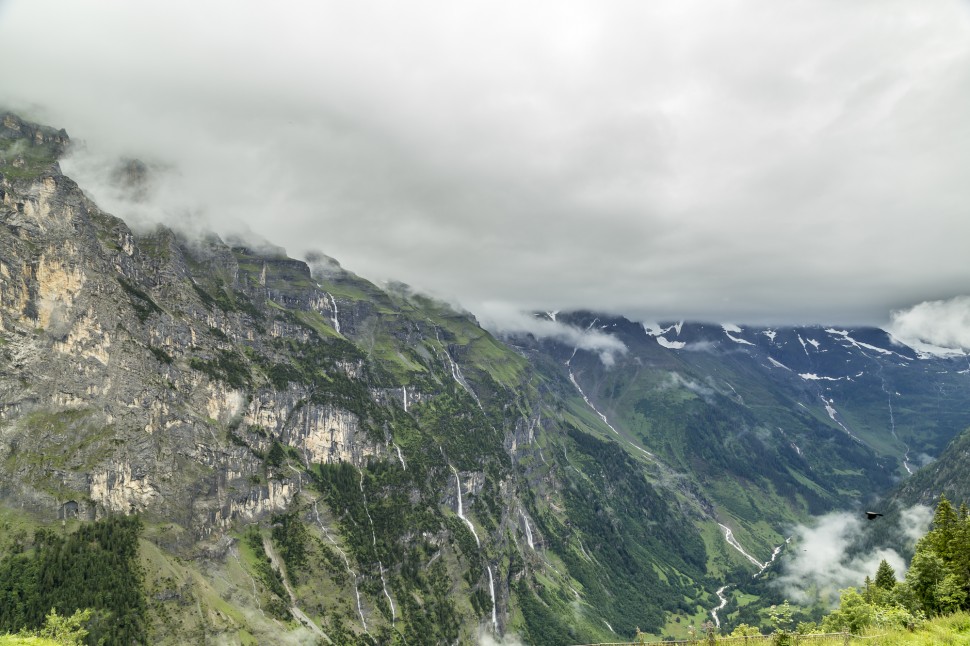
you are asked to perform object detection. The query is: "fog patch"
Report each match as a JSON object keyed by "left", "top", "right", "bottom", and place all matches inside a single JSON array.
[
  {"left": 478, "top": 630, "right": 527, "bottom": 646},
  {"left": 888, "top": 296, "right": 970, "bottom": 355},
  {"left": 481, "top": 305, "right": 627, "bottom": 367},
  {"left": 775, "top": 506, "right": 931, "bottom": 605},
  {"left": 660, "top": 372, "right": 715, "bottom": 400},
  {"left": 898, "top": 505, "right": 933, "bottom": 543},
  {"left": 61, "top": 143, "right": 206, "bottom": 236},
  {"left": 305, "top": 251, "right": 347, "bottom": 281},
  {"left": 683, "top": 341, "right": 719, "bottom": 353}
]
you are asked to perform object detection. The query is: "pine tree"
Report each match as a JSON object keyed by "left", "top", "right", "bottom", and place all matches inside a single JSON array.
[
  {"left": 875, "top": 559, "right": 896, "bottom": 590},
  {"left": 930, "top": 494, "right": 958, "bottom": 561}
]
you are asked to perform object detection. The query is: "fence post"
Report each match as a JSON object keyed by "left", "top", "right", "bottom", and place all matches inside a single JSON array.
[{"left": 842, "top": 630, "right": 849, "bottom": 646}]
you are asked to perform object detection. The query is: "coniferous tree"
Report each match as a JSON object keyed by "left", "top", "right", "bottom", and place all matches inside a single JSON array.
[{"left": 875, "top": 559, "right": 896, "bottom": 590}]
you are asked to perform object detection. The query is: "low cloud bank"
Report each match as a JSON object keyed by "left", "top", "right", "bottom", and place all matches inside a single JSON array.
[
  {"left": 478, "top": 630, "right": 526, "bottom": 646},
  {"left": 888, "top": 296, "right": 970, "bottom": 355},
  {"left": 662, "top": 373, "right": 715, "bottom": 400},
  {"left": 479, "top": 306, "right": 627, "bottom": 367},
  {"left": 775, "top": 506, "right": 932, "bottom": 605}
]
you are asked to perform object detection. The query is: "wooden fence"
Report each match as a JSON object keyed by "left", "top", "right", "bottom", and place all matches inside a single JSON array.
[{"left": 571, "top": 632, "right": 883, "bottom": 646}]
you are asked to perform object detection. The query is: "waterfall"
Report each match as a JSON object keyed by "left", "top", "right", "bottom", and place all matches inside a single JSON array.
[
  {"left": 568, "top": 367, "right": 655, "bottom": 460},
  {"left": 402, "top": 385, "right": 408, "bottom": 413},
  {"left": 450, "top": 464, "right": 501, "bottom": 633},
  {"left": 325, "top": 291, "right": 340, "bottom": 333},
  {"left": 357, "top": 469, "right": 396, "bottom": 621},
  {"left": 431, "top": 322, "right": 482, "bottom": 408},
  {"left": 379, "top": 561, "right": 396, "bottom": 625},
  {"left": 451, "top": 466, "right": 480, "bottom": 547},
  {"left": 520, "top": 510, "right": 534, "bottom": 550},
  {"left": 487, "top": 565, "right": 498, "bottom": 632},
  {"left": 394, "top": 444, "right": 406, "bottom": 470}
]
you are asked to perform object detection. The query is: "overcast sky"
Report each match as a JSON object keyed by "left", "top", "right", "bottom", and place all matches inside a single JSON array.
[{"left": 2, "top": 1, "right": 970, "bottom": 341}]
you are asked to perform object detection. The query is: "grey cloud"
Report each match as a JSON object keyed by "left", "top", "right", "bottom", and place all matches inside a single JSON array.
[
  {"left": 479, "top": 305, "right": 627, "bottom": 366},
  {"left": 2, "top": 1, "right": 970, "bottom": 326},
  {"left": 888, "top": 296, "right": 970, "bottom": 354}
]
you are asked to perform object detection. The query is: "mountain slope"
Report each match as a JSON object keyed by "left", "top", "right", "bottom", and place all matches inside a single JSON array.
[
  {"left": 0, "top": 113, "right": 723, "bottom": 644},
  {"left": 4, "top": 112, "right": 970, "bottom": 644},
  {"left": 506, "top": 312, "right": 970, "bottom": 630}
]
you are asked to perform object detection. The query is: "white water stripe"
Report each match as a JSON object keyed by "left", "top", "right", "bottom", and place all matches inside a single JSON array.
[
  {"left": 313, "top": 501, "right": 367, "bottom": 632},
  {"left": 487, "top": 565, "right": 498, "bottom": 632},
  {"left": 451, "top": 466, "right": 481, "bottom": 547},
  {"left": 711, "top": 585, "right": 729, "bottom": 627},
  {"left": 754, "top": 537, "right": 790, "bottom": 578},
  {"left": 568, "top": 369, "right": 656, "bottom": 460},
  {"left": 430, "top": 322, "right": 482, "bottom": 408},
  {"left": 379, "top": 561, "right": 396, "bottom": 625},
  {"left": 325, "top": 291, "right": 340, "bottom": 333},
  {"left": 718, "top": 523, "right": 765, "bottom": 569},
  {"left": 520, "top": 509, "right": 534, "bottom": 550}
]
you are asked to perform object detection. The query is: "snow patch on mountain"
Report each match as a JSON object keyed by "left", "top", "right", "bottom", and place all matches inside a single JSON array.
[
  {"left": 768, "top": 357, "right": 791, "bottom": 371},
  {"left": 799, "top": 373, "right": 845, "bottom": 382},
  {"left": 656, "top": 336, "right": 686, "bottom": 350},
  {"left": 643, "top": 321, "right": 684, "bottom": 337},
  {"left": 722, "top": 323, "right": 755, "bottom": 346},
  {"left": 826, "top": 328, "right": 909, "bottom": 360}
]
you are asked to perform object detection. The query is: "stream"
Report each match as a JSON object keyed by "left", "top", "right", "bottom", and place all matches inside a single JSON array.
[{"left": 710, "top": 586, "right": 729, "bottom": 627}]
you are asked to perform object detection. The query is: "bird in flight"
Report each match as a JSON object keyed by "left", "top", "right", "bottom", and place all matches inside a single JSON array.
[{"left": 865, "top": 511, "right": 884, "bottom": 520}]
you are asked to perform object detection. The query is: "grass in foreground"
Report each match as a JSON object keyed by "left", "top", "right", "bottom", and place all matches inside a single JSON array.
[
  {"left": 0, "top": 638, "right": 60, "bottom": 646},
  {"left": 848, "top": 611, "right": 970, "bottom": 645}
]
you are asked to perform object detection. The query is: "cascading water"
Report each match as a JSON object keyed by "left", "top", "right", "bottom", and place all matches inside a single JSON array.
[
  {"left": 313, "top": 501, "right": 367, "bottom": 632},
  {"left": 519, "top": 510, "right": 534, "bottom": 550},
  {"left": 487, "top": 565, "right": 498, "bottom": 632},
  {"left": 431, "top": 323, "right": 482, "bottom": 408},
  {"left": 394, "top": 444, "right": 406, "bottom": 470},
  {"left": 567, "top": 357, "right": 656, "bottom": 461},
  {"left": 755, "top": 537, "right": 790, "bottom": 578},
  {"left": 357, "top": 467, "right": 396, "bottom": 622},
  {"left": 378, "top": 561, "right": 396, "bottom": 625},
  {"left": 880, "top": 376, "right": 912, "bottom": 474},
  {"left": 402, "top": 385, "right": 408, "bottom": 413},
  {"left": 711, "top": 586, "right": 729, "bottom": 627},
  {"left": 718, "top": 523, "right": 765, "bottom": 569},
  {"left": 325, "top": 291, "right": 340, "bottom": 333},
  {"left": 451, "top": 466, "right": 480, "bottom": 547},
  {"left": 451, "top": 465, "right": 499, "bottom": 632},
  {"left": 718, "top": 522, "right": 788, "bottom": 581}
]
